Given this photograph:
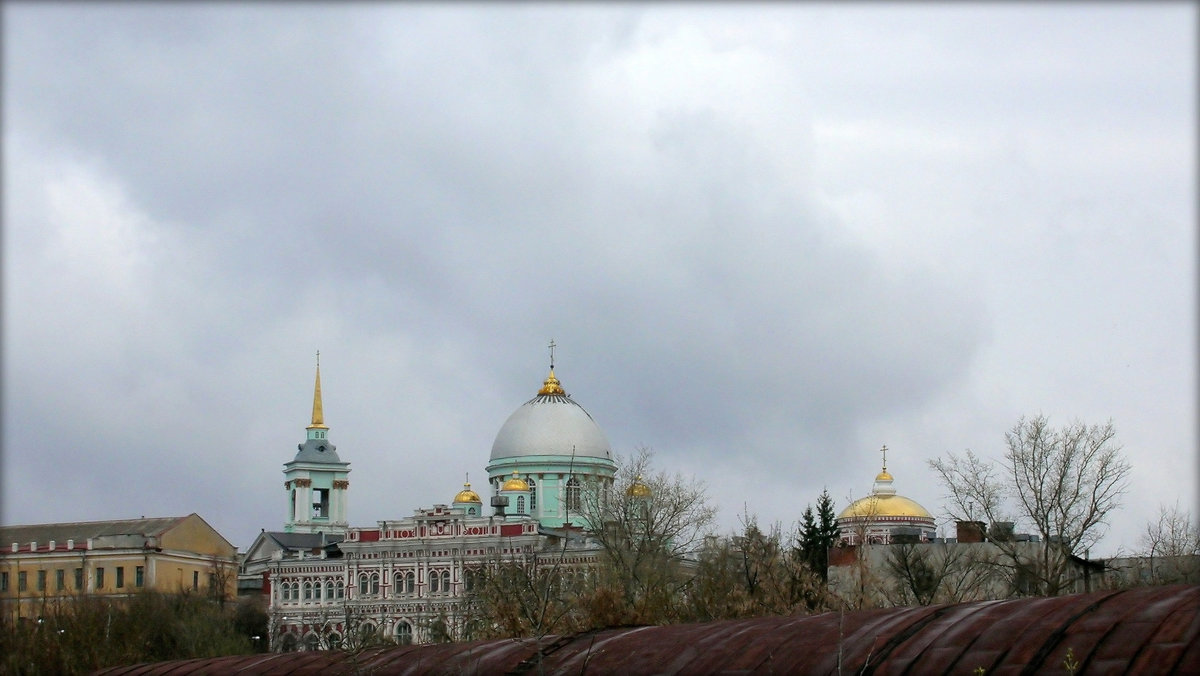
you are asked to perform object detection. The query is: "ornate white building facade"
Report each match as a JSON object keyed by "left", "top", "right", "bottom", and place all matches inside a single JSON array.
[{"left": 248, "top": 351, "right": 615, "bottom": 650}]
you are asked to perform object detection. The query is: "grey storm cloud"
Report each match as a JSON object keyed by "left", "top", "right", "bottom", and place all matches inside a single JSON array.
[{"left": 3, "top": 3, "right": 1194, "bottom": 551}]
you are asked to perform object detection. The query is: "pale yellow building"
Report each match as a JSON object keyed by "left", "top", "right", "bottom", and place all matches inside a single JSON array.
[{"left": 0, "top": 513, "right": 238, "bottom": 620}]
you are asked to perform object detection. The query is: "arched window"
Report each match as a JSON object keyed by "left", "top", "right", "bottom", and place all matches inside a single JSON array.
[
  {"left": 393, "top": 571, "right": 405, "bottom": 595},
  {"left": 358, "top": 574, "right": 369, "bottom": 596},
  {"left": 335, "top": 580, "right": 345, "bottom": 599},
  {"left": 527, "top": 477, "right": 537, "bottom": 512},
  {"left": 370, "top": 573, "right": 380, "bottom": 595},
  {"left": 441, "top": 570, "right": 451, "bottom": 593},
  {"left": 516, "top": 496, "right": 525, "bottom": 514},
  {"left": 325, "top": 580, "right": 334, "bottom": 600},
  {"left": 395, "top": 621, "right": 412, "bottom": 646},
  {"left": 431, "top": 571, "right": 440, "bottom": 593},
  {"left": 358, "top": 623, "right": 377, "bottom": 642},
  {"left": 566, "top": 477, "right": 581, "bottom": 512},
  {"left": 303, "top": 581, "right": 313, "bottom": 601},
  {"left": 404, "top": 571, "right": 415, "bottom": 594}
]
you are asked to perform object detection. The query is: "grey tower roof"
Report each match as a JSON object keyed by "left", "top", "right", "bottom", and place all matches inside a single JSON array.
[{"left": 292, "top": 438, "right": 343, "bottom": 464}]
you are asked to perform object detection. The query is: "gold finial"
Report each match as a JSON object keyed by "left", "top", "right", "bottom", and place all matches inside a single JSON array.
[
  {"left": 538, "top": 340, "right": 565, "bottom": 395},
  {"left": 308, "top": 351, "right": 328, "bottom": 429},
  {"left": 876, "top": 445, "right": 892, "bottom": 482},
  {"left": 539, "top": 369, "right": 565, "bottom": 395}
]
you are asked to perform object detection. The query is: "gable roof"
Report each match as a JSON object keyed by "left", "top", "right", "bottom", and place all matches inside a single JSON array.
[
  {"left": 265, "top": 531, "right": 344, "bottom": 550},
  {"left": 0, "top": 515, "right": 191, "bottom": 552}
]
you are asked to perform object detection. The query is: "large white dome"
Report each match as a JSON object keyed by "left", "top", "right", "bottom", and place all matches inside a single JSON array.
[{"left": 489, "top": 370, "right": 613, "bottom": 462}]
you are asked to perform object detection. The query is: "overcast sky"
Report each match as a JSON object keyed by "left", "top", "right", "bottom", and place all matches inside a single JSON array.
[{"left": 3, "top": 3, "right": 1194, "bottom": 557}]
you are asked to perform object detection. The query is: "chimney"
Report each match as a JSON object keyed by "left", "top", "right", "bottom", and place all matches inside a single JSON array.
[
  {"left": 956, "top": 520, "right": 986, "bottom": 543},
  {"left": 491, "top": 495, "right": 509, "bottom": 518}
]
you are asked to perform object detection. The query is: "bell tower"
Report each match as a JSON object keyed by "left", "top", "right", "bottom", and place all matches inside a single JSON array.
[{"left": 283, "top": 353, "right": 351, "bottom": 534}]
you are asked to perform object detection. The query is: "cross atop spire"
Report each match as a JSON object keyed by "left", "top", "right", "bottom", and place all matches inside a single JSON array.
[
  {"left": 548, "top": 339, "right": 556, "bottom": 370},
  {"left": 880, "top": 444, "right": 888, "bottom": 471}
]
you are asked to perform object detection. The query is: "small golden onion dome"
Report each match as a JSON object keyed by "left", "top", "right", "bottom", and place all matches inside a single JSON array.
[
  {"left": 538, "top": 369, "right": 566, "bottom": 396},
  {"left": 627, "top": 475, "right": 652, "bottom": 498},
  {"left": 838, "top": 494, "right": 933, "bottom": 520},
  {"left": 875, "top": 469, "right": 894, "bottom": 482},
  {"left": 501, "top": 471, "right": 530, "bottom": 492},
  {"left": 453, "top": 482, "right": 482, "bottom": 504}
]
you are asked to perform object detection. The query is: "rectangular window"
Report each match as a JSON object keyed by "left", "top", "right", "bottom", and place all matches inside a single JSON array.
[
  {"left": 135, "top": 566, "right": 144, "bottom": 588},
  {"left": 37, "top": 570, "right": 46, "bottom": 592},
  {"left": 74, "top": 568, "right": 83, "bottom": 590},
  {"left": 192, "top": 571, "right": 199, "bottom": 590},
  {"left": 55, "top": 569, "right": 65, "bottom": 591},
  {"left": 19, "top": 571, "right": 27, "bottom": 592},
  {"left": 208, "top": 572, "right": 216, "bottom": 591},
  {"left": 96, "top": 567, "right": 105, "bottom": 589},
  {"left": 1, "top": 571, "right": 7, "bottom": 592},
  {"left": 116, "top": 567, "right": 124, "bottom": 589}
]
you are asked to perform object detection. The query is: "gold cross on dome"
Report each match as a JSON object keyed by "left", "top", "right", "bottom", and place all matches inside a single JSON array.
[
  {"left": 881, "top": 444, "right": 888, "bottom": 471},
  {"left": 548, "top": 339, "right": 556, "bottom": 369}
]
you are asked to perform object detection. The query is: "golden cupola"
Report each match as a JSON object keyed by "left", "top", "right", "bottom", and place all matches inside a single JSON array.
[
  {"left": 838, "top": 446, "right": 933, "bottom": 520},
  {"left": 501, "top": 471, "right": 530, "bottom": 492},
  {"left": 627, "top": 475, "right": 652, "bottom": 498},
  {"left": 453, "top": 481, "right": 482, "bottom": 504}
]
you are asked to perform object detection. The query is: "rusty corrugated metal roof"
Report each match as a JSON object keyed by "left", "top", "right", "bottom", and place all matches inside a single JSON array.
[{"left": 94, "top": 584, "right": 1200, "bottom": 675}]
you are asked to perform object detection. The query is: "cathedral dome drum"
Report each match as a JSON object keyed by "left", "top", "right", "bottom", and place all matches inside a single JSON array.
[
  {"left": 486, "top": 355, "right": 618, "bottom": 530},
  {"left": 837, "top": 447, "right": 936, "bottom": 545}
]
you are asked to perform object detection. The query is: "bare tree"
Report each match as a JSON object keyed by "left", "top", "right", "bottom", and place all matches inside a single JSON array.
[
  {"left": 929, "top": 415, "right": 1130, "bottom": 596},
  {"left": 579, "top": 447, "right": 716, "bottom": 625},
  {"left": 882, "top": 543, "right": 999, "bottom": 606},
  {"left": 462, "top": 545, "right": 584, "bottom": 640},
  {"left": 1140, "top": 501, "right": 1200, "bottom": 558},
  {"left": 1137, "top": 501, "right": 1200, "bottom": 585},
  {"left": 684, "top": 516, "right": 830, "bottom": 621}
]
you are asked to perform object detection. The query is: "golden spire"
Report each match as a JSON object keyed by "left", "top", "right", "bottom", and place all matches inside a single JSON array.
[
  {"left": 538, "top": 339, "right": 565, "bottom": 395},
  {"left": 308, "top": 351, "right": 328, "bottom": 429}
]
